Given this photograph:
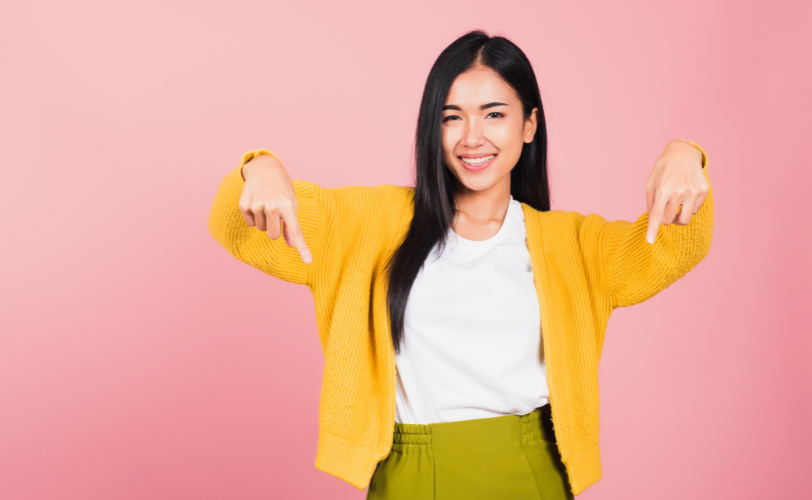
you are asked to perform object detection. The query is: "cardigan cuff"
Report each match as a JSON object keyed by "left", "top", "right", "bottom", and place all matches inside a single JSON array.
[{"left": 239, "top": 149, "right": 282, "bottom": 181}]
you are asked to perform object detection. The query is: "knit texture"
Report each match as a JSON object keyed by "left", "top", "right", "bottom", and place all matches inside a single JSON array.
[{"left": 208, "top": 143, "right": 714, "bottom": 495}]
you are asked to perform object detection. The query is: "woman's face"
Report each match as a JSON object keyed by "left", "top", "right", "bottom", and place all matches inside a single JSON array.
[{"left": 442, "top": 65, "right": 538, "bottom": 196}]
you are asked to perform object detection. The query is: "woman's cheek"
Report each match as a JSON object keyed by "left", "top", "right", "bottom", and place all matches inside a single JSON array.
[
  {"left": 496, "top": 122, "right": 524, "bottom": 157},
  {"left": 487, "top": 128, "right": 510, "bottom": 156},
  {"left": 442, "top": 132, "right": 460, "bottom": 164}
]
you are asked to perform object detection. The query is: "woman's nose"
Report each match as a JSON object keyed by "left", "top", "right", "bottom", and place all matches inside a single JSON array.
[{"left": 461, "top": 118, "right": 486, "bottom": 148}]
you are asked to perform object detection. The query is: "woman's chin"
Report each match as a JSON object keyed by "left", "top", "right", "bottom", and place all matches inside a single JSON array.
[
  {"left": 446, "top": 165, "right": 502, "bottom": 194},
  {"left": 456, "top": 176, "right": 498, "bottom": 194}
]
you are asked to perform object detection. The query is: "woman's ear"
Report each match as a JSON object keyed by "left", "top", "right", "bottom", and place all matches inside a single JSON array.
[{"left": 524, "top": 107, "right": 539, "bottom": 143}]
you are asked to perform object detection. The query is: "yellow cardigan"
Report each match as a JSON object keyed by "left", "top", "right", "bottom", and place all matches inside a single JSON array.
[{"left": 208, "top": 142, "right": 713, "bottom": 495}]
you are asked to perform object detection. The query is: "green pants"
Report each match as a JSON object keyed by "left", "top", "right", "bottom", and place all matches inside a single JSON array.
[{"left": 367, "top": 405, "right": 574, "bottom": 500}]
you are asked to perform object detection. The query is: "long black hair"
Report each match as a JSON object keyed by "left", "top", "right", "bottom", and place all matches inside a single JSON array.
[{"left": 385, "top": 30, "right": 550, "bottom": 355}]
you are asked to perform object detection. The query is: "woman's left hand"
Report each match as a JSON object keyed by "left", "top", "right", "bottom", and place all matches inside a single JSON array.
[{"left": 645, "top": 139, "right": 709, "bottom": 244}]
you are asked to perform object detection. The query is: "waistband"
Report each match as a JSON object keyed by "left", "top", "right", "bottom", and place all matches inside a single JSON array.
[{"left": 391, "top": 404, "right": 556, "bottom": 454}]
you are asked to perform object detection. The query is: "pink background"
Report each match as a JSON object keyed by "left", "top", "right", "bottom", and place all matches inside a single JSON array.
[{"left": 1, "top": 1, "right": 810, "bottom": 498}]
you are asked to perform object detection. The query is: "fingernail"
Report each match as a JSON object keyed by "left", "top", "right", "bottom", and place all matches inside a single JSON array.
[
  {"left": 646, "top": 234, "right": 654, "bottom": 244},
  {"left": 304, "top": 253, "right": 312, "bottom": 264}
]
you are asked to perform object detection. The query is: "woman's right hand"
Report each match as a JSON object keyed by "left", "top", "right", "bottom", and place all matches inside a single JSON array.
[{"left": 238, "top": 155, "right": 313, "bottom": 265}]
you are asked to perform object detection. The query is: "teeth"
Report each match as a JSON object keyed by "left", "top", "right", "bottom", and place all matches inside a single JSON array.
[{"left": 460, "top": 155, "right": 495, "bottom": 165}]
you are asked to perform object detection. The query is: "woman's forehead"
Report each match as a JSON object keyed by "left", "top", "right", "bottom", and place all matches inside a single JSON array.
[{"left": 445, "top": 67, "right": 518, "bottom": 107}]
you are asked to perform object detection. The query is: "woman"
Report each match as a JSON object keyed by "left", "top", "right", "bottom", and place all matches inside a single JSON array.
[{"left": 209, "top": 30, "right": 713, "bottom": 499}]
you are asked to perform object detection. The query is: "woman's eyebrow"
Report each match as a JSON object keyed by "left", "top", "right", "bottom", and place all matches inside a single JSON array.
[{"left": 443, "top": 102, "right": 508, "bottom": 111}]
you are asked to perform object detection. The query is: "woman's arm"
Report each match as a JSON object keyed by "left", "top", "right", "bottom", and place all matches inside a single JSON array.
[
  {"left": 208, "top": 150, "right": 326, "bottom": 286},
  {"left": 579, "top": 140, "right": 714, "bottom": 308}
]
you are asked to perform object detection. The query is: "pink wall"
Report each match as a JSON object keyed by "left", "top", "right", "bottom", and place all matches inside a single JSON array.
[{"left": 1, "top": 1, "right": 810, "bottom": 498}]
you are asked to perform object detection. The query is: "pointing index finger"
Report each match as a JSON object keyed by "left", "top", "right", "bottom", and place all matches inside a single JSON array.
[
  {"left": 279, "top": 205, "right": 313, "bottom": 265},
  {"left": 646, "top": 188, "right": 667, "bottom": 244}
]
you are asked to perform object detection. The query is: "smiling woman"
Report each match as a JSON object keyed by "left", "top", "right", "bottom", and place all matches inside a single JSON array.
[
  {"left": 441, "top": 67, "right": 538, "bottom": 237},
  {"left": 441, "top": 71, "right": 537, "bottom": 192},
  {"left": 208, "top": 29, "right": 713, "bottom": 500}
]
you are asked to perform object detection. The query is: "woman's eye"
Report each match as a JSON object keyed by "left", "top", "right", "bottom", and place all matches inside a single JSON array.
[{"left": 442, "top": 112, "right": 503, "bottom": 122}]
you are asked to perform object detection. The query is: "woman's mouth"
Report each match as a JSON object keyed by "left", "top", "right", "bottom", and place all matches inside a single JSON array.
[{"left": 458, "top": 154, "right": 496, "bottom": 172}]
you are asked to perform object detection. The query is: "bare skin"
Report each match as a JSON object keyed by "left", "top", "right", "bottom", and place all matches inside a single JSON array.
[
  {"left": 644, "top": 139, "right": 708, "bottom": 243},
  {"left": 239, "top": 154, "right": 313, "bottom": 264},
  {"left": 237, "top": 66, "right": 708, "bottom": 264}
]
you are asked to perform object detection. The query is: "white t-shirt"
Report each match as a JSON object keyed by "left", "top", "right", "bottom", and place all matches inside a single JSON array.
[{"left": 394, "top": 195, "right": 550, "bottom": 425}]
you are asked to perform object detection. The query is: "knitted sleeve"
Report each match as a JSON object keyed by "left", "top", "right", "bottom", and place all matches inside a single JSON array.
[
  {"left": 579, "top": 141, "right": 715, "bottom": 308},
  {"left": 208, "top": 150, "right": 331, "bottom": 286}
]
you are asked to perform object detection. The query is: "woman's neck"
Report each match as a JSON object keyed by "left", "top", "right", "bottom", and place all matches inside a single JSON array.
[{"left": 452, "top": 187, "right": 512, "bottom": 241}]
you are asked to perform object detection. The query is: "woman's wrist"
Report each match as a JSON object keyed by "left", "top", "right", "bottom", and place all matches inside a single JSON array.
[
  {"left": 665, "top": 139, "right": 703, "bottom": 169},
  {"left": 242, "top": 153, "right": 285, "bottom": 182}
]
